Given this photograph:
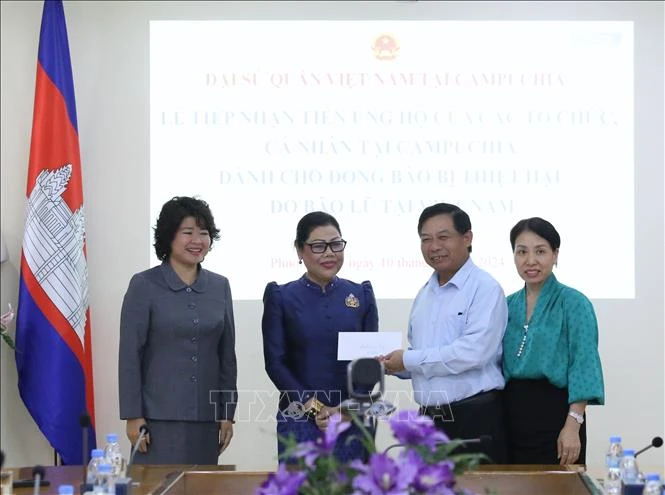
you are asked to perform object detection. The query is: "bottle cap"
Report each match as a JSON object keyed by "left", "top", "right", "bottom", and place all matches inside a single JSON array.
[
  {"left": 58, "top": 485, "right": 75, "bottom": 495},
  {"left": 91, "top": 449, "right": 104, "bottom": 458},
  {"left": 106, "top": 433, "right": 118, "bottom": 443},
  {"left": 609, "top": 436, "right": 621, "bottom": 443},
  {"left": 622, "top": 449, "right": 635, "bottom": 456},
  {"left": 645, "top": 473, "right": 660, "bottom": 481}
]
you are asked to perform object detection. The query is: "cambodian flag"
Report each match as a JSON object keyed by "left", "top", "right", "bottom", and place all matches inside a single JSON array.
[{"left": 15, "top": 0, "right": 96, "bottom": 465}]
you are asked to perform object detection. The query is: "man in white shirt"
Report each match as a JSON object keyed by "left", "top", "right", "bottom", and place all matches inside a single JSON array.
[{"left": 381, "top": 202, "right": 508, "bottom": 463}]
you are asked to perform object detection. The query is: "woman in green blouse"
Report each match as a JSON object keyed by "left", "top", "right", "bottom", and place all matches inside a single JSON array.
[{"left": 502, "top": 217, "right": 604, "bottom": 465}]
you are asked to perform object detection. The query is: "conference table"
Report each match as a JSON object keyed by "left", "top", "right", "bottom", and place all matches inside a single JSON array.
[{"left": 8, "top": 464, "right": 603, "bottom": 494}]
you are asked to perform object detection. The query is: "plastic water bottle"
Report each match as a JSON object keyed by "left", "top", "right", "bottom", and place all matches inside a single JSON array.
[
  {"left": 58, "top": 485, "right": 75, "bottom": 495},
  {"left": 642, "top": 473, "right": 662, "bottom": 495},
  {"left": 86, "top": 449, "right": 104, "bottom": 485},
  {"left": 94, "top": 463, "right": 114, "bottom": 494},
  {"left": 604, "top": 436, "right": 623, "bottom": 494},
  {"left": 103, "top": 433, "right": 125, "bottom": 479},
  {"left": 620, "top": 449, "right": 640, "bottom": 485}
]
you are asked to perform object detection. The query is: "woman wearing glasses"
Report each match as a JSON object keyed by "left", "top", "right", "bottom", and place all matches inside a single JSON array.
[{"left": 262, "top": 211, "right": 378, "bottom": 463}]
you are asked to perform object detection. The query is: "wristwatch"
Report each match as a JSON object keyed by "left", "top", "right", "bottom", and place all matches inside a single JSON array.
[{"left": 568, "top": 411, "right": 584, "bottom": 424}]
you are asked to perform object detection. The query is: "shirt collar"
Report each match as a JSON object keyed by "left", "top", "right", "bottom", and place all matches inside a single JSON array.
[
  {"left": 426, "top": 256, "right": 475, "bottom": 291},
  {"left": 299, "top": 273, "right": 338, "bottom": 293},
  {"left": 521, "top": 272, "right": 557, "bottom": 294},
  {"left": 544, "top": 272, "right": 557, "bottom": 289},
  {"left": 160, "top": 261, "right": 208, "bottom": 293}
]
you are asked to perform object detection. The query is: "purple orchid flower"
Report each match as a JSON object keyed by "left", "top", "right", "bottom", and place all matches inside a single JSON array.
[
  {"left": 412, "top": 460, "right": 456, "bottom": 494},
  {"left": 350, "top": 452, "right": 417, "bottom": 494},
  {"left": 292, "top": 440, "right": 319, "bottom": 469},
  {"left": 317, "top": 412, "right": 351, "bottom": 453},
  {"left": 389, "top": 410, "right": 449, "bottom": 451},
  {"left": 397, "top": 448, "right": 426, "bottom": 469},
  {"left": 256, "top": 463, "right": 306, "bottom": 495},
  {"left": 261, "top": 408, "right": 480, "bottom": 495}
]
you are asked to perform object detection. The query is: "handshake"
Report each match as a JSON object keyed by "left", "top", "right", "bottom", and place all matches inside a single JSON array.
[{"left": 376, "top": 349, "right": 406, "bottom": 375}]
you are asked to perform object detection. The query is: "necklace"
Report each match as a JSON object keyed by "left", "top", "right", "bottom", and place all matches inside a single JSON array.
[
  {"left": 517, "top": 322, "right": 529, "bottom": 357},
  {"left": 518, "top": 291, "right": 538, "bottom": 358}
]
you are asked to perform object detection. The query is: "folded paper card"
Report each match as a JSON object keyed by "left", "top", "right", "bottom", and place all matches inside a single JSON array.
[{"left": 337, "top": 332, "right": 402, "bottom": 360}]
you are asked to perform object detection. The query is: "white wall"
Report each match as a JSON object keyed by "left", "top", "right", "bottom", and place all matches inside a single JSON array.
[{"left": 1, "top": 0, "right": 663, "bottom": 476}]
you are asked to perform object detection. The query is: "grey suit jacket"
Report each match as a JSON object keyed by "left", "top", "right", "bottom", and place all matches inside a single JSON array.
[{"left": 118, "top": 262, "right": 237, "bottom": 422}]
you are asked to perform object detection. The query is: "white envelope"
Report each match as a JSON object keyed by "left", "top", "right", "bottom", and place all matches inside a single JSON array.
[{"left": 337, "top": 332, "right": 403, "bottom": 360}]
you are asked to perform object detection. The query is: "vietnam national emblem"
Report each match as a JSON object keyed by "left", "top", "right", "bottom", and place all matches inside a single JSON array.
[{"left": 372, "top": 34, "right": 400, "bottom": 61}]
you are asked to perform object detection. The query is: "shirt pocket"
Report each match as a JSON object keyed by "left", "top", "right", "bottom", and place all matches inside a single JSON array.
[{"left": 438, "top": 312, "right": 466, "bottom": 345}]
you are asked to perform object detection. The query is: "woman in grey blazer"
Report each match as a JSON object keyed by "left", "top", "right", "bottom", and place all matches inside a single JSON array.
[{"left": 118, "top": 196, "right": 237, "bottom": 464}]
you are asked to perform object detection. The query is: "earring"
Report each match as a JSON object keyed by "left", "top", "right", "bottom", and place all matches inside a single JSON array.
[{"left": 298, "top": 259, "right": 303, "bottom": 265}]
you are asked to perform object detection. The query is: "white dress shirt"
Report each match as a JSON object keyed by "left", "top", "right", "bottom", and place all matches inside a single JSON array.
[{"left": 403, "top": 257, "right": 508, "bottom": 406}]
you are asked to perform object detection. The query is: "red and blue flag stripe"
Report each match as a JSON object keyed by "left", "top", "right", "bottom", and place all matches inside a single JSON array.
[{"left": 16, "top": 0, "right": 96, "bottom": 465}]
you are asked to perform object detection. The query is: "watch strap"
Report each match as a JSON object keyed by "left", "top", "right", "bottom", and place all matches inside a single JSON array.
[{"left": 568, "top": 411, "right": 584, "bottom": 424}]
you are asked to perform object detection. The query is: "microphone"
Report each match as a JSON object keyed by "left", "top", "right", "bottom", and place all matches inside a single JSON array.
[
  {"left": 383, "top": 435, "right": 493, "bottom": 455},
  {"left": 32, "top": 465, "right": 45, "bottom": 495},
  {"left": 339, "top": 398, "right": 396, "bottom": 417},
  {"left": 113, "top": 425, "right": 149, "bottom": 495},
  {"left": 339, "top": 399, "right": 396, "bottom": 428},
  {"left": 79, "top": 413, "right": 92, "bottom": 464},
  {"left": 79, "top": 413, "right": 91, "bottom": 487},
  {"left": 462, "top": 434, "right": 493, "bottom": 446},
  {"left": 128, "top": 424, "right": 150, "bottom": 468},
  {"left": 11, "top": 464, "right": 50, "bottom": 490},
  {"left": 634, "top": 436, "right": 664, "bottom": 457},
  {"left": 367, "top": 401, "right": 397, "bottom": 418}
]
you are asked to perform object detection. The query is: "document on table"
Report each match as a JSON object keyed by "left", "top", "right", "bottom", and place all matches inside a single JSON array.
[{"left": 337, "top": 332, "right": 402, "bottom": 360}]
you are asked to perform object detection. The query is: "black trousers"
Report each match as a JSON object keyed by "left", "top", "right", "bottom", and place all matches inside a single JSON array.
[
  {"left": 420, "top": 389, "right": 507, "bottom": 464},
  {"left": 503, "top": 379, "right": 587, "bottom": 465}
]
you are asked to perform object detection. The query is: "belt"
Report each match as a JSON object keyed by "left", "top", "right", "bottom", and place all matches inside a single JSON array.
[{"left": 420, "top": 389, "right": 500, "bottom": 417}]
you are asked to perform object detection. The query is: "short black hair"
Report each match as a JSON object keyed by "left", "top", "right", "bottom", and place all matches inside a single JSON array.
[
  {"left": 153, "top": 196, "right": 220, "bottom": 261},
  {"left": 418, "top": 203, "right": 472, "bottom": 253},
  {"left": 294, "top": 211, "right": 341, "bottom": 249},
  {"left": 509, "top": 217, "right": 561, "bottom": 251}
]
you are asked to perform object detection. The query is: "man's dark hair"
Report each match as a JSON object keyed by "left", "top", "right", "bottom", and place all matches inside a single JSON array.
[{"left": 418, "top": 203, "right": 472, "bottom": 253}]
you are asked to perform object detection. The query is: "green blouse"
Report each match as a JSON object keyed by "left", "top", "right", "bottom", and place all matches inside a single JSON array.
[{"left": 503, "top": 274, "right": 605, "bottom": 405}]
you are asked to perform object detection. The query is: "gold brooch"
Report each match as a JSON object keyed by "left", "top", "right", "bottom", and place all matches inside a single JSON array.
[{"left": 345, "top": 293, "right": 360, "bottom": 308}]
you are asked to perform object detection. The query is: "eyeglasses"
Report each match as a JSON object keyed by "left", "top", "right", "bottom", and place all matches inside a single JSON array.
[{"left": 305, "top": 240, "right": 347, "bottom": 254}]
